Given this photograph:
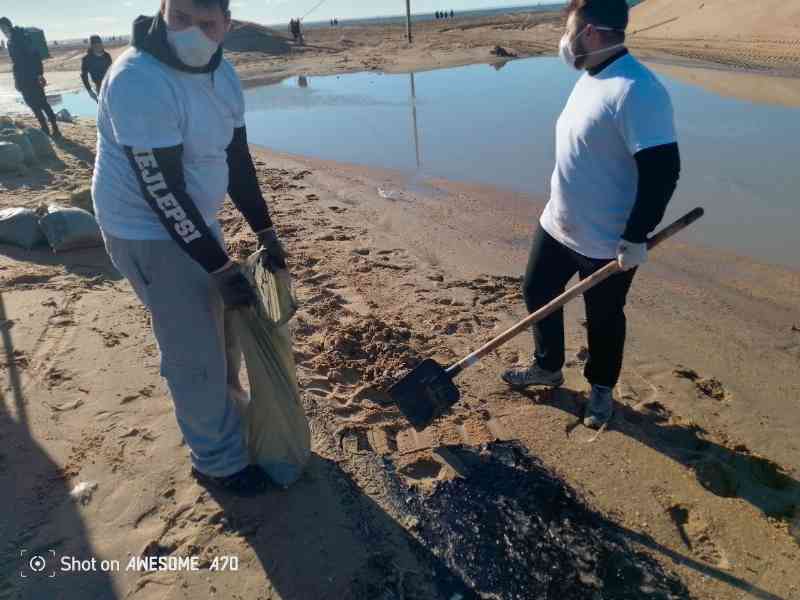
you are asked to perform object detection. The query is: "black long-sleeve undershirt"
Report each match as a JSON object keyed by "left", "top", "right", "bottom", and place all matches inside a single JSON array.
[
  {"left": 623, "top": 142, "right": 681, "bottom": 244},
  {"left": 226, "top": 126, "right": 273, "bottom": 234},
  {"left": 125, "top": 145, "right": 230, "bottom": 273}
]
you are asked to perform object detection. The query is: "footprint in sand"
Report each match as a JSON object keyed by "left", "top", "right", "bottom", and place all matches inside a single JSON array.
[
  {"left": 44, "top": 366, "right": 73, "bottom": 388},
  {"left": 399, "top": 457, "right": 443, "bottom": 481},
  {"left": 1, "top": 349, "right": 29, "bottom": 369},
  {"left": 665, "top": 502, "right": 730, "bottom": 568},
  {"left": 120, "top": 386, "right": 156, "bottom": 404}
]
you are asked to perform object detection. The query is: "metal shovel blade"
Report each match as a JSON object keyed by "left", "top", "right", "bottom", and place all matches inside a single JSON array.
[{"left": 390, "top": 358, "right": 460, "bottom": 431}]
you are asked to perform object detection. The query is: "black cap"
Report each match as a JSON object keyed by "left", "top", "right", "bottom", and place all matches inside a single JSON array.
[
  {"left": 0, "top": 17, "right": 12, "bottom": 29},
  {"left": 90, "top": 35, "right": 102, "bottom": 44}
]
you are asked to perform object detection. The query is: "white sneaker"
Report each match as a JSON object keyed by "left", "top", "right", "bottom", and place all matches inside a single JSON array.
[{"left": 502, "top": 363, "right": 564, "bottom": 389}]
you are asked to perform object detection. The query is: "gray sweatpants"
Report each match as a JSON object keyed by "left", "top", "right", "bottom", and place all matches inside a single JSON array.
[{"left": 104, "top": 234, "right": 248, "bottom": 477}]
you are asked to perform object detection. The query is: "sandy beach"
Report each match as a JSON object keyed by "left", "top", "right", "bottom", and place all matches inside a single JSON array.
[{"left": 2, "top": 4, "right": 800, "bottom": 600}]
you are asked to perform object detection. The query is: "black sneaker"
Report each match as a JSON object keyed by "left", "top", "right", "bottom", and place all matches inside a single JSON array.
[{"left": 191, "top": 465, "right": 270, "bottom": 496}]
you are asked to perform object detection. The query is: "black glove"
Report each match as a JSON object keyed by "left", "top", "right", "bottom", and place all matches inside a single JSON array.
[
  {"left": 257, "top": 228, "right": 288, "bottom": 272},
  {"left": 212, "top": 263, "right": 257, "bottom": 308}
]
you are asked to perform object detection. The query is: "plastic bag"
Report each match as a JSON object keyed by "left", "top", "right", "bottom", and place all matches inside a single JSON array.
[
  {"left": 56, "top": 109, "right": 74, "bottom": 124},
  {"left": 0, "top": 207, "right": 47, "bottom": 249},
  {"left": 39, "top": 204, "right": 103, "bottom": 252},
  {"left": 231, "top": 251, "right": 310, "bottom": 488},
  {"left": 0, "top": 141, "right": 24, "bottom": 173}
]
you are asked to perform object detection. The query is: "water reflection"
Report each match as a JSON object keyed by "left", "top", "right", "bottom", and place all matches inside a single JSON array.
[
  {"left": 2, "top": 57, "right": 798, "bottom": 268},
  {"left": 241, "top": 58, "right": 800, "bottom": 269}
]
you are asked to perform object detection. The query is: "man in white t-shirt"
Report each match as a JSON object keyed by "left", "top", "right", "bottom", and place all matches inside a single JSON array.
[
  {"left": 502, "top": 0, "right": 681, "bottom": 429},
  {"left": 92, "top": 0, "right": 289, "bottom": 495}
]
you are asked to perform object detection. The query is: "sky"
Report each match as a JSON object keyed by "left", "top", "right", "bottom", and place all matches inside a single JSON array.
[{"left": 1, "top": 0, "right": 555, "bottom": 41}]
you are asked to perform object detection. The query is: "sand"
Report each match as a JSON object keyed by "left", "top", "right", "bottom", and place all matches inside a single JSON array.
[
  {"left": 629, "top": 0, "right": 800, "bottom": 76},
  {"left": 1, "top": 115, "right": 799, "bottom": 599},
  {"left": 2, "top": 7, "right": 800, "bottom": 600}
]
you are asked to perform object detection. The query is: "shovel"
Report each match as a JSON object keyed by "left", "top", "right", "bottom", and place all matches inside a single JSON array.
[{"left": 391, "top": 207, "right": 704, "bottom": 431}]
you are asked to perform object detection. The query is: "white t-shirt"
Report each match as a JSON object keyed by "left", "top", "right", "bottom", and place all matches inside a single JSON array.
[
  {"left": 540, "top": 53, "right": 677, "bottom": 259},
  {"left": 92, "top": 48, "right": 245, "bottom": 240}
]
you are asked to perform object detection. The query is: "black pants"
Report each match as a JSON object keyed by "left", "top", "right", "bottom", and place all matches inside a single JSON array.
[
  {"left": 522, "top": 224, "right": 636, "bottom": 388},
  {"left": 20, "top": 85, "right": 58, "bottom": 134}
]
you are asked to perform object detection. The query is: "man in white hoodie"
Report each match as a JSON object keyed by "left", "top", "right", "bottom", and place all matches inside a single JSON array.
[{"left": 93, "top": 0, "right": 288, "bottom": 495}]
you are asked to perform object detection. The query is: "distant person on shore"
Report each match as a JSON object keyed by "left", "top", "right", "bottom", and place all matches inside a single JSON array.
[
  {"left": 290, "top": 18, "right": 303, "bottom": 44},
  {"left": 0, "top": 16, "right": 62, "bottom": 138},
  {"left": 502, "top": 0, "right": 681, "bottom": 429},
  {"left": 92, "top": 0, "right": 289, "bottom": 495},
  {"left": 81, "top": 35, "right": 113, "bottom": 102},
  {"left": 450, "top": 10, "right": 454, "bottom": 18}
]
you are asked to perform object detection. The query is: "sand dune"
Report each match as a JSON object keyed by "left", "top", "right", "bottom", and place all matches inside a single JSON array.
[{"left": 631, "top": 0, "right": 800, "bottom": 40}]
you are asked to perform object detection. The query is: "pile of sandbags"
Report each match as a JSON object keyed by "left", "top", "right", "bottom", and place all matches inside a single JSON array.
[
  {"left": 39, "top": 204, "right": 103, "bottom": 252},
  {"left": 0, "top": 119, "right": 57, "bottom": 172},
  {"left": 0, "top": 204, "right": 102, "bottom": 252},
  {"left": 0, "top": 141, "right": 25, "bottom": 173},
  {"left": 0, "top": 208, "right": 47, "bottom": 249}
]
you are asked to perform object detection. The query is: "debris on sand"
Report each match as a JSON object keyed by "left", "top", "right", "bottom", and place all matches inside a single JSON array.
[
  {"left": 696, "top": 377, "right": 727, "bottom": 401},
  {"left": 674, "top": 367, "right": 727, "bottom": 401},
  {"left": 673, "top": 367, "right": 700, "bottom": 381},
  {"left": 402, "top": 442, "right": 689, "bottom": 599},
  {"left": 70, "top": 481, "right": 98, "bottom": 506},
  {"left": 491, "top": 45, "right": 517, "bottom": 58}
]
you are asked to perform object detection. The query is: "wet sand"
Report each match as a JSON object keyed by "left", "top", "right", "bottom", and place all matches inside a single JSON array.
[{"left": 1, "top": 116, "right": 799, "bottom": 599}]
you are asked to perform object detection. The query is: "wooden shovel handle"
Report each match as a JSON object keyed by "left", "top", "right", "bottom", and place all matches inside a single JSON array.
[{"left": 447, "top": 208, "right": 704, "bottom": 376}]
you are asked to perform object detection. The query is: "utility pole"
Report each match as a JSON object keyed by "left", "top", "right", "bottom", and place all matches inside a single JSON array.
[
  {"left": 410, "top": 73, "right": 421, "bottom": 169},
  {"left": 406, "top": 0, "right": 412, "bottom": 43}
]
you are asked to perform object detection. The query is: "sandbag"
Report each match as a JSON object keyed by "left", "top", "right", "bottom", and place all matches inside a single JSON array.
[
  {"left": 0, "top": 116, "right": 16, "bottom": 131},
  {"left": 0, "top": 131, "right": 36, "bottom": 164},
  {"left": 231, "top": 252, "right": 310, "bottom": 488},
  {"left": 39, "top": 204, "right": 103, "bottom": 252},
  {"left": 25, "top": 128, "right": 57, "bottom": 161},
  {"left": 0, "top": 141, "right": 24, "bottom": 173},
  {"left": 68, "top": 187, "right": 94, "bottom": 213},
  {"left": 0, "top": 207, "right": 47, "bottom": 249},
  {"left": 56, "top": 109, "right": 74, "bottom": 124}
]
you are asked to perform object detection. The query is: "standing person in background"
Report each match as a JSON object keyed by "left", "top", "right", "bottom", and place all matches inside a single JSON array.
[
  {"left": 0, "top": 16, "right": 61, "bottom": 138},
  {"left": 81, "top": 35, "right": 113, "bottom": 102},
  {"left": 92, "top": 0, "right": 290, "bottom": 495},
  {"left": 501, "top": 0, "right": 681, "bottom": 429}
]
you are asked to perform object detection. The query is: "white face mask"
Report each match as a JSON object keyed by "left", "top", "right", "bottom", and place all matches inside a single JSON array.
[
  {"left": 559, "top": 25, "right": 625, "bottom": 70},
  {"left": 166, "top": 26, "right": 219, "bottom": 68}
]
